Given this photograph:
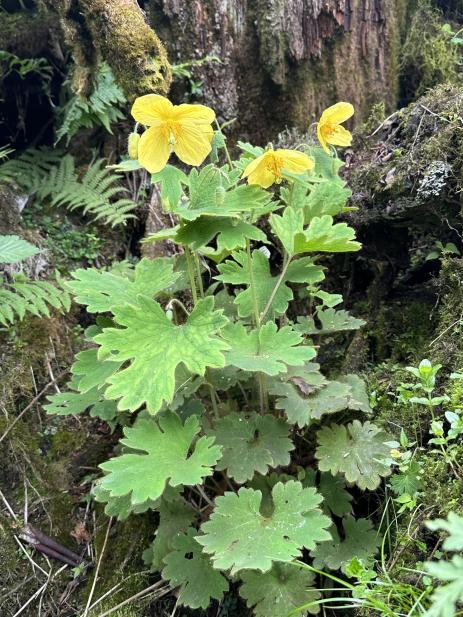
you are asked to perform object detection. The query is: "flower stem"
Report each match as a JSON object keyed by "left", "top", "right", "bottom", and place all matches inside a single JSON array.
[
  {"left": 260, "top": 254, "right": 292, "bottom": 323},
  {"left": 214, "top": 119, "right": 234, "bottom": 169},
  {"left": 184, "top": 245, "right": 198, "bottom": 305}
]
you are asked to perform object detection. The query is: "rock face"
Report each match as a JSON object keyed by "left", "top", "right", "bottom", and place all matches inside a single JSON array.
[{"left": 149, "top": 0, "right": 410, "bottom": 141}]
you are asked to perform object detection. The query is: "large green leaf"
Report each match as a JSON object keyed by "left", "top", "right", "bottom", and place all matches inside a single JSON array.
[
  {"left": 196, "top": 481, "right": 331, "bottom": 574},
  {"left": 0, "top": 234, "right": 40, "bottom": 263},
  {"left": 425, "top": 557, "right": 463, "bottom": 617},
  {"left": 176, "top": 216, "right": 267, "bottom": 252},
  {"left": 211, "top": 412, "right": 294, "bottom": 483},
  {"left": 95, "top": 296, "right": 229, "bottom": 413},
  {"left": 295, "top": 215, "right": 360, "bottom": 253},
  {"left": 270, "top": 211, "right": 360, "bottom": 255},
  {"left": 296, "top": 309, "right": 365, "bottom": 335},
  {"left": 311, "top": 517, "right": 380, "bottom": 573},
  {"left": 99, "top": 413, "right": 222, "bottom": 504},
  {"left": 92, "top": 481, "right": 159, "bottom": 521},
  {"left": 68, "top": 257, "right": 179, "bottom": 313},
  {"left": 240, "top": 563, "right": 320, "bottom": 617},
  {"left": 316, "top": 420, "right": 392, "bottom": 490},
  {"left": 223, "top": 322, "right": 316, "bottom": 375},
  {"left": 162, "top": 529, "right": 228, "bottom": 609},
  {"left": 303, "top": 182, "right": 351, "bottom": 220}
]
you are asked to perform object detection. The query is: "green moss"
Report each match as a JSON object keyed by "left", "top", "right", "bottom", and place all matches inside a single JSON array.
[
  {"left": 400, "top": 0, "right": 460, "bottom": 104},
  {"left": 433, "top": 257, "right": 463, "bottom": 366}
]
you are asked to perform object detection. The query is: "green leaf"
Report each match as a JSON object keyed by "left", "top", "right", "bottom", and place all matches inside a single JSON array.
[
  {"left": 427, "top": 513, "right": 463, "bottom": 551},
  {"left": 424, "top": 556, "right": 463, "bottom": 617},
  {"left": 196, "top": 481, "right": 331, "bottom": 575},
  {"left": 304, "top": 182, "right": 351, "bottom": 220},
  {"left": 44, "top": 383, "right": 104, "bottom": 416},
  {"left": 68, "top": 257, "right": 179, "bottom": 313},
  {"left": 176, "top": 216, "right": 267, "bottom": 252},
  {"left": 318, "top": 308, "right": 365, "bottom": 333},
  {"left": 144, "top": 496, "right": 196, "bottom": 570},
  {"left": 95, "top": 296, "right": 229, "bottom": 413},
  {"left": 223, "top": 322, "right": 316, "bottom": 376},
  {"left": 315, "top": 420, "right": 392, "bottom": 491},
  {"left": 70, "top": 348, "right": 121, "bottom": 393},
  {"left": 151, "top": 164, "right": 188, "bottom": 210},
  {"left": 99, "top": 413, "right": 222, "bottom": 504},
  {"left": 304, "top": 470, "right": 353, "bottom": 517},
  {"left": 390, "top": 460, "right": 423, "bottom": 496},
  {"left": 216, "top": 250, "right": 293, "bottom": 319},
  {"left": 174, "top": 165, "right": 271, "bottom": 221},
  {"left": 294, "top": 215, "right": 360, "bottom": 254},
  {"left": 92, "top": 482, "right": 158, "bottom": 521},
  {"left": 211, "top": 412, "right": 294, "bottom": 483},
  {"left": 240, "top": 563, "right": 320, "bottom": 617},
  {"left": 269, "top": 207, "right": 304, "bottom": 256},
  {"left": 311, "top": 517, "right": 380, "bottom": 574},
  {"left": 0, "top": 235, "right": 40, "bottom": 263},
  {"left": 162, "top": 529, "right": 228, "bottom": 609},
  {"left": 306, "top": 146, "right": 344, "bottom": 180}
]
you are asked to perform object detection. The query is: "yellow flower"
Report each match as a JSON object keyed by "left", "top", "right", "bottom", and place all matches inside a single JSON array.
[
  {"left": 127, "top": 132, "right": 140, "bottom": 159},
  {"left": 131, "top": 94, "right": 215, "bottom": 173},
  {"left": 317, "top": 102, "right": 354, "bottom": 154},
  {"left": 242, "top": 148, "right": 314, "bottom": 188}
]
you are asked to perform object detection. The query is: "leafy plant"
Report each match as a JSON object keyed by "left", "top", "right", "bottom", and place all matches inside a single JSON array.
[{"left": 46, "top": 96, "right": 392, "bottom": 615}]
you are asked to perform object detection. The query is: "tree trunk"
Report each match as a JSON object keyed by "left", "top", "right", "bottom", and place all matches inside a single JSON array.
[{"left": 149, "top": 0, "right": 412, "bottom": 142}]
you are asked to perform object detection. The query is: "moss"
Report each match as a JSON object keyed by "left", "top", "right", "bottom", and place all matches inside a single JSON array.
[
  {"left": 78, "top": 0, "right": 171, "bottom": 98},
  {"left": 400, "top": 0, "right": 460, "bottom": 104},
  {"left": 0, "top": 10, "right": 57, "bottom": 57},
  {"left": 432, "top": 257, "right": 463, "bottom": 366}
]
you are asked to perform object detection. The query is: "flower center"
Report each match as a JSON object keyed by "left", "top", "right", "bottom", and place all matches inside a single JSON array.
[
  {"left": 265, "top": 154, "right": 284, "bottom": 182},
  {"left": 161, "top": 120, "right": 181, "bottom": 147}
]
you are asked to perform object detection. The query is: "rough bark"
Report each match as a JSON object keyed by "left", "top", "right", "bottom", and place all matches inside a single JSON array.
[
  {"left": 149, "top": 0, "right": 411, "bottom": 142},
  {"left": 41, "top": 0, "right": 171, "bottom": 97}
]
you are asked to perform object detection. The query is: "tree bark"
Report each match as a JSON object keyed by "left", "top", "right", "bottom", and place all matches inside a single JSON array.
[
  {"left": 149, "top": 0, "right": 411, "bottom": 142},
  {"left": 41, "top": 0, "right": 171, "bottom": 97}
]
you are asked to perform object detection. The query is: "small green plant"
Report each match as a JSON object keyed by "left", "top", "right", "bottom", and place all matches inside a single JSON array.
[
  {"left": 44, "top": 96, "right": 392, "bottom": 615},
  {"left": 425, "top": 240, "right": 460, "bottom": 262}
]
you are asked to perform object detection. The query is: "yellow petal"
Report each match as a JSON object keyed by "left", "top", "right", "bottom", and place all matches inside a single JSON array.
[
  {"left": 131, "top": 94, "right": 174, "bottom": 125},
  {"left": 241, "top": 152, "right": 268, "bottom": 179},
  {"left": 243, "top": 154, "right": 276, "bottom": 188},
  {"left": 173, "top": 122, "right": 213, "bottom": 166},
  {"left": 317, "top": 123, "right": 330, "bottom": 154},
  {"left": 138, "top": 126, "right": 170, "bottom": 173},
  {"left": 173, "top": 103, "right": 215, "bottom": 124},
  {"left": 325, "top": 124, "right": 352, "bottom": 148},
  {"left": 276, "top": 149, "right": 314, "bottom": 173},
  {"left": 319, "top": 101, "right": 354, "bottom": 126}
]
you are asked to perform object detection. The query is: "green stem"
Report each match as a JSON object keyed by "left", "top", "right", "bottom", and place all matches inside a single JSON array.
[
  {"left": 245, "top": 239, "right": 267, "bottom": 414},
  {"left": 260, "top": 254, "right": 292, "bottom": 323},
  {"left": 214, "top": 119, "right": 234, "bottom": 169},
  {"left": 194, "top": 253, "right": 205, "bottom": 298},
  {"left": 184, "top": 245, "right": 198, "bottom": 305}
]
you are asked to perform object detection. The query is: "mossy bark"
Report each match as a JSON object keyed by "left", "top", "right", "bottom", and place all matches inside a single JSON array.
[{"left": 40, "top": 0, "right": 171, "bottom": 97}]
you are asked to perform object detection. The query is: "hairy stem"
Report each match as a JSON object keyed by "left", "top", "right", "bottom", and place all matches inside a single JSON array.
[{"left": 260, "top": 253, "right": 292, "bottom": 323}]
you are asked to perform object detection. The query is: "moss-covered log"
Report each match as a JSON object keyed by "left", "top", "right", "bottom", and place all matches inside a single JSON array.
[{"left": 41, "top": 0, "right": 171, "bottom": 97}]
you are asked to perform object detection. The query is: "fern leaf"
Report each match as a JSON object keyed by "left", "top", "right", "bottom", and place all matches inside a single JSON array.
[{"left": 0, "top": 278, "right": 71, "bottom": 326}]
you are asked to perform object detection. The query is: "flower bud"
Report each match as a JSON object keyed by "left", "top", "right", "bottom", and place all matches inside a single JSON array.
[{"left": 128, "top": 133, "right": 141, "bottom": 159}]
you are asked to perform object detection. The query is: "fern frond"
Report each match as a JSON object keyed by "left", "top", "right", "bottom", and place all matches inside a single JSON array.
[
  {"left": 43, "top": 157, "right": 137, "bottom": 227},
  {"left": 55, "top": 63, "right": 126, "bottom": 144},
  {"left": 0, "top": 277, "right": 71, "bottom": 326},
  {"left": 0, "top": 148, "right": 63, "bottom": 192}
]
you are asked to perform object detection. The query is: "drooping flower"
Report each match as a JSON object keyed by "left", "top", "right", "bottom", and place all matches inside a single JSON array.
[
  {"left": 317, "top": 102, "right": 354, "bottom": 154},
  {"left": 242, "top": 148, "right": 314, "bottom": 188},
  {"left": 131, "top": 94, "right": 215, "bottom": 173}
]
